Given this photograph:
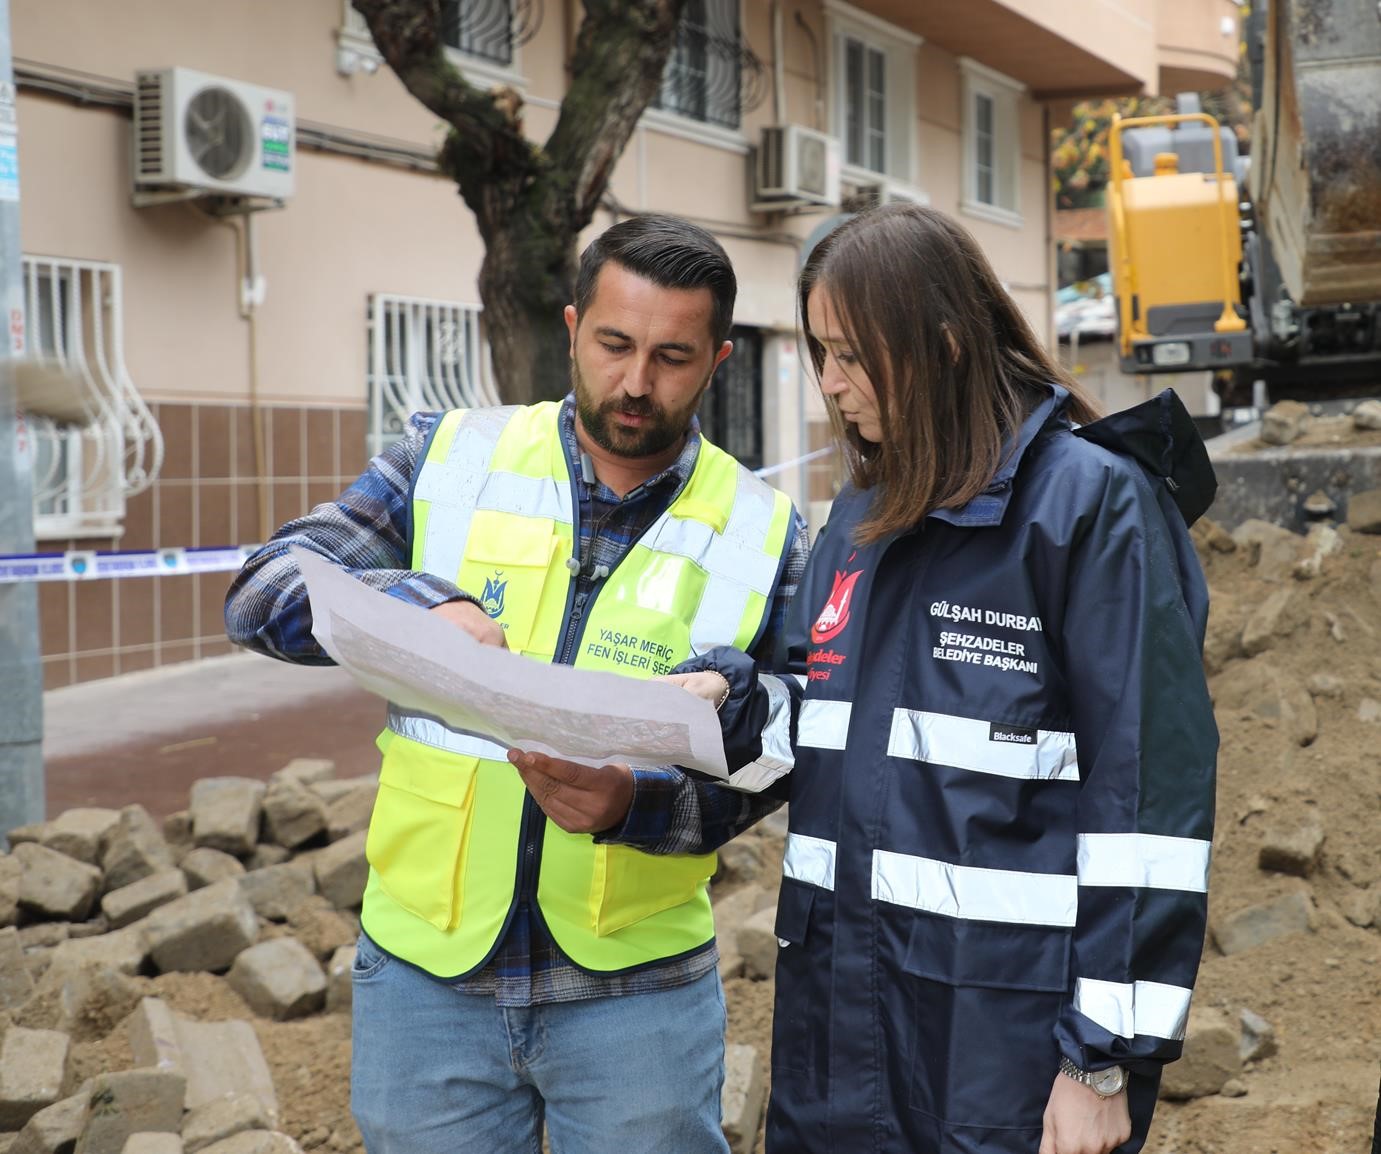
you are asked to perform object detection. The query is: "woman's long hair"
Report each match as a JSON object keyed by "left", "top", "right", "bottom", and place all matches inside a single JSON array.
[{"left": 799, "top": 204, "right": 1103, "bottom": 543}]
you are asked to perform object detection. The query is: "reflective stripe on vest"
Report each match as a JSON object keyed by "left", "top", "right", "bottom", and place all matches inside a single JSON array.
[{"left": 360, "top": 402, "right": 794, "bottom": 978}]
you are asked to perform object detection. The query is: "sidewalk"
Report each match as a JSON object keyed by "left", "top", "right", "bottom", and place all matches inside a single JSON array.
[{"left": 42, "top": 653, "right": 387, "bottom": 819}]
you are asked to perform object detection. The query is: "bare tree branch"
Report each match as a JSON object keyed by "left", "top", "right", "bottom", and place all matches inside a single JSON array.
[{"left": 546, "top": 0, "right": 690, "bottom": 224}]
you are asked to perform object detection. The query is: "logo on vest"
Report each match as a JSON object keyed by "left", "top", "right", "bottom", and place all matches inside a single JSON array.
[
  {"left": 481, "top": 571, "right": 507, "bottom": 619},
  {"left": 811, "top": 553, "right": 863, "bottom": 645},
  {"left": 989, "top": 723, "right": 1038, "bottom": 745}
]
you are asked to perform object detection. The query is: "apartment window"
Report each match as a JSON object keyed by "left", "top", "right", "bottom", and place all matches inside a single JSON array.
[
  {"left": 653, "top": 0, "right": 742, "bottom": 131},
  {"left": 825, "top": 0, "right": 920, "bottom": 184},
  {"left": 20, "top": 257, "right": 162, "bottom": 541},
  {"left": 843, "top": 37, "right": 886, "bottom": 173},
  {"left": 367, "top": 294, "right": 502, "bottom": 458},
  {"left": 340, "top": 1, "right": 521, "bottom": 85},
  {"left": 960, "top": 58, "right": 1023, "bottom": 225},
  {"left": 698, "top": 325, "right": 762, "bottom": 472}
]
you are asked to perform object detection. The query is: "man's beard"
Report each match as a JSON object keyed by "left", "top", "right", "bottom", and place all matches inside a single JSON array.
[{"left": 572, "top": 358, "right": 708, "bottom": 459}]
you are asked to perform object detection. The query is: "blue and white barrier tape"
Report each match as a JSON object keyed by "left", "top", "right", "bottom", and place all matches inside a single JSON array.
[{"left": 0, "top": 545, "right": 259, "bottom": 585}]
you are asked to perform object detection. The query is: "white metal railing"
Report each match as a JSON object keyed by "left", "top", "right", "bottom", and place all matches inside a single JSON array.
[
  {"left": 367, "top": 293, "right": 501, "bottom": 458},
  {"left": 22, "top": 256, "right": 163, "bottom": 540}
]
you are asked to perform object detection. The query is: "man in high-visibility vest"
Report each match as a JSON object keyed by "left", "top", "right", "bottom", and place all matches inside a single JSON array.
[{"left": 226, "top": 213, "right": 807, "bottom": 1154}]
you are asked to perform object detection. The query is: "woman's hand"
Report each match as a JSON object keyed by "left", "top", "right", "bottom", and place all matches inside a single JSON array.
[{"left": 661, "top": 670, "right": 730, "bottom": 708}]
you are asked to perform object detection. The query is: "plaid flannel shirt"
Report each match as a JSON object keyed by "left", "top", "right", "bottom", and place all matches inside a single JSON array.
[{"left": 225, "top": 396, "right": 808, "bottom": 1005}]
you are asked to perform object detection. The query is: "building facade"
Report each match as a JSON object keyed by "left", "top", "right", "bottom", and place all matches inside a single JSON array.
[{"left": 11, "top": 0, "right": 1238, "bottom": 687}]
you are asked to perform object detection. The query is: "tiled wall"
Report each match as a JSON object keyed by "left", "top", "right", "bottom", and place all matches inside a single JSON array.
[{"left": 39, "top": 401, "right": 369, "bottom": 689}]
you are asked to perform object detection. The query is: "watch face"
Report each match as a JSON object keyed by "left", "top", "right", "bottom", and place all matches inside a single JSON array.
[{"left": 1091, "top": 1066, "right": 1126, "bottom": 1095}]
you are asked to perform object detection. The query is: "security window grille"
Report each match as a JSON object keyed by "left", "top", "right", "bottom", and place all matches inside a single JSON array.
[
  {"left": 975, "top": 91, "right": 996, "bottom": 205},
  {"left": 22, "top": 256, "right": 161, "bottom": 540},
  {"left": 844, "top": 37, "right": 886, "bottom": 173},
  {"left": 654, "top": 0, "right": 742, "bottom": 131},
  {"left": 698, "top": 325, "right": 762, "bottom": 472},
  {"left": 442, "top": 0, "right": 513, "bottom": 67},
  {"left": 367, "top": 294, "right": 502, "bottom": 458}
]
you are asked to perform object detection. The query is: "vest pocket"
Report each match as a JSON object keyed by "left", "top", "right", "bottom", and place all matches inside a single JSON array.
[
  {"left": 588, "top": 843, "right": 714, "bottom": 937},
  {"left": 771, "top": 878, "right": 832, "bottom": 1080},
  {"left": 365, "top": 739, "right": 480, "bottom": 932},
  {"left": 902, "top": 913, "right": 1070, "bottom": 1129}
]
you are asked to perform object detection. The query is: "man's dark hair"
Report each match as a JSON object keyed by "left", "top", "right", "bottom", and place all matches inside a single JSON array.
[{"left": 574, "top": 214, "right": 736, "bottom": 346}]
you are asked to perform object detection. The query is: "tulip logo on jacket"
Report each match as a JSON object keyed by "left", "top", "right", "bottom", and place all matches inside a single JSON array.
[
  {"left": 811, "top": 554, "right": 863, "bottom": 644},
  {"left": 481, "top": 571, "right": 507, "bottom": 619}
]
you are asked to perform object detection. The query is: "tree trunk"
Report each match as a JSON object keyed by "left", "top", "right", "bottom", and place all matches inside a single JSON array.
[{"left": 476, "top": 215, "right": 578, "bottom": 405}]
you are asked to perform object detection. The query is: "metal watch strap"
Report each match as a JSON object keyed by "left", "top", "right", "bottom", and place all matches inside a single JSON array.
[{"left": 1058, "top": 1055, "right": 1126, "bottom": 1097}]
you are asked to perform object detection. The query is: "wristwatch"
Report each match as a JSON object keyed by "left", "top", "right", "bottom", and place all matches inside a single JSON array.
[{"left": 1057, "top": 1056, "right": 1127, "bottom": 1097}]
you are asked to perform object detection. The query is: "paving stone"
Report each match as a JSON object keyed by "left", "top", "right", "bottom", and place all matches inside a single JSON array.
[
  {"left": 101, "top": 869, "right": 190, "bottom": 930},
  {"left": 1212, "top": 660, "right": 1317, "bottom": 747},
  {"left": 245, "top": 846, "right": 293, "bottom": 871},
  {"left": 0, "top": 928, "right": 35, "bottom": 1010},
  {"left": 73, "top": 1070, "right": 185, "bottom": 1154},
  {"left": 46, "top": 924, "right": 149, "bottom": 977},
  {"left": 715, "top": 841, "right": 764, "bottom": 886},
  {"left": 1211, "top": 891, "right": 1314, "bottom": 955},
  {"left": 15, "top": 843, "right": 102, "bottom": 922},
  {"left": 284, "top": 900, "right": 354, "bottom": 962},
  {"left": 1348, "top": 488, "right": 1381, "bottom": 534},
  {"left": 1159, "top": 1008, "right": 1240, "bottom": 1100},
  {"left": 181, "top": 849, "right": 247, "bottom": 892},
  {"left": 127, "top": 999, "right": 279, "bottom": 1126},
  {"left": 238, "top": 863, "right": 315, "bottom": 922},
  {"left": 1353, "top": 399, "right": 1381, "bottom": 430},
  {"left": 1240, "top": 588, "right": 1298, "bottom": 656},
  {"left": 39, "top": 809, "right": 121, "bottom": 866},
  {"left": 182, "top": 1093, "right": 269, "bottom": 1153},
  {"left": 312, "top": 832, "right": 367, "bottom": 910},
  {"left": 0, "top": 855, "right": 18, "bottom": 929},
  {"left": 720, "top": 1044, "right": 766, "bottom": 1154},
  {"left": 269, "top": 759, "right": 336, "bottom": 789},
  {"left": 227, "top": 939, "right": 327, "bottom": 1021},
  {"left": 102, "top": 806, "right": 175, "bottom": 894},
  {"left": 196, "top": 1133, "right": 303, "bottom": 1154},
  {"left": 123, "top": 1134, "right": 184, "bottom": 1154},
  {"left": 16, "top": 923, "right": 68, "bottom": 950},
  {"left": 0, "top": 1028, "right": 70, "bottom": 1129},
  {"left": 308, "top": 775, "right": 376, "bottom": 806},
  {"left": 261, "top": 782, "right": 327, "bottom": 850},
  {"left": 737, "top": 905, "right": 780, "bottom": 981},
  {"left": 5, "top": 825, "right": 45, "bottom": 848},
  {"left": 1230, "top": 519, "right": 1305, "bottom": 581},
  {"left": 1258, "top": 821, "right": 1325, "bottom": 877},
  {"left": 162, "top": 812, "right": 195, "bottom": 863},
  {"left": 1306, "top": 672, "right": 1346, "bottom": 699},
  {"left": 1340, "top": 888, "right": 1379, "bottom": 928},
  {"left": 39, "top": 961, "right": 145, "bottom": 1041},
  {"left": 190, "top": 779, "right": 267, "bottom": 859},
  {"left": 324, "top": 946, "right": 354, "bottom": 1015},
  {"left": 140, "top": 879, "right": 259, "bottom": 973},
  {"left": 8, "top": 1089, "right": 89, "bottom": 1154},
  {"left": 1259, "top": 400, "right": 1309, "bottom": 446},
  {"left": 1239, "top": 1008, "right": 1278, "bottom": 1062},
  {"left": 324, "top": 785, "right": 375, "bottom": 843}
]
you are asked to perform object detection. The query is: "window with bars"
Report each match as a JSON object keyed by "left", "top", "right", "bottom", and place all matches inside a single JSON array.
[
  {"left": 367, "top": 294, "right": 502, "bottom": 458},
  {"left": 844, "top": 37, "right": 886, "bottom": 174},
  {"left": 341, "top": 1, "right": 516, "bottom": 76},
  {"left": 653, "top": 0, "right": 742, "bottom": 131},
  {"left": 697, "top": 325, "right": 762, "bottom": 472},
  {"left": 19, "top": 256, "right": 162, "bottom": 540}
]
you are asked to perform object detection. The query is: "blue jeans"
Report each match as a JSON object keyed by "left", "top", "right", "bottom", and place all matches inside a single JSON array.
[{"left": 350, "top": 932, "right": 730, "bottom": 1154}]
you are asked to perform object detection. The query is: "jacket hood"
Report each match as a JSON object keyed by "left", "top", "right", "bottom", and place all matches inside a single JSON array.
[{"left": 1073, "top": 388, "right": 1217, "bottom": 527}]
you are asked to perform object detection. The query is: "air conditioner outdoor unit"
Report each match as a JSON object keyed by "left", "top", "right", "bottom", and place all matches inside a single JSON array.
[
  {"left": 133, "top": 67, "right": 295, "bottom": 202},
  {"left": 843, "top": 176, "right": 929, "bottom": 212},
  {"left": 754, "top": 125, "right": 841, "bottom": 210}
]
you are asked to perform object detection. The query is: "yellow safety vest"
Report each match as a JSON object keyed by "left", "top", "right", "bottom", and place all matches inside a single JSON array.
[{"left": 359, "top": 402, "right": 795, "bottom": 977}]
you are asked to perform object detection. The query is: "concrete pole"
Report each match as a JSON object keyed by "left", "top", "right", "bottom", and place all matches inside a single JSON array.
[{"left": 0, "top": 0, "right": 44, "bottom": 836}]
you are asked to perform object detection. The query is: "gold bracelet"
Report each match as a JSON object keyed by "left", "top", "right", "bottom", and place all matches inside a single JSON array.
[{"left": 713, "top": 673, "right": 732, "bottom": 712}]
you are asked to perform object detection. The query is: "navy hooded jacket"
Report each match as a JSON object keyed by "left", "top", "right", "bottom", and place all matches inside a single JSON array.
[{"left": 692, "top": 387, "right": 1219, "bottom": 1154}]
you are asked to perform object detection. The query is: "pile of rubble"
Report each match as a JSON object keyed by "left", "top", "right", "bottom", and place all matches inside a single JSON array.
[
  {"left": 0, "top": 760, "right": 372, "bottom": 1154},
  {"left": 0, "top": 761, "right": 787, "bottom": 1154}
]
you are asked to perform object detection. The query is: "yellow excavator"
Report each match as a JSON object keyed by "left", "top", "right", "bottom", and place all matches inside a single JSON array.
[{"left": 1105, "top": 0, "right": 1381, "bottom": 404}]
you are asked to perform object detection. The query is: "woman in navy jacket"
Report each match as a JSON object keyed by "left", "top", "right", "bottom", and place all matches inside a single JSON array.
[{"left": 672, "top": 205, "right": 1219, "bottom": 1154}]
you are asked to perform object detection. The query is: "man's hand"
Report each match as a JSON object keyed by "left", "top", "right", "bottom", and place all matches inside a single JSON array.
[
  {"left": 430, "top": 599, "right": 507, "bottom": 648},
  {"left": 508, "top": 750, "right": 634, "bottom": 834},
  {"left": 1039, "top": 1074, "right": 1131, "bottom": 1154}
]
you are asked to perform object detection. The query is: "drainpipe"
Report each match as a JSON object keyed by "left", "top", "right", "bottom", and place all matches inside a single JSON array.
[
  {"left": 772, "top": 1, "right": 787, "bottom": 124},
  {"left": 0, "top": 0, "right": 45, "bottom": 837}
]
